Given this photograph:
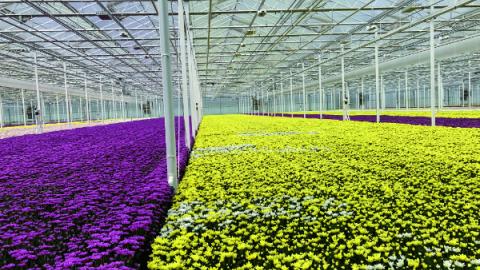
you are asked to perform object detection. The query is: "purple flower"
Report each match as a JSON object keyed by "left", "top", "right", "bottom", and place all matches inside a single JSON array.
[{"left": 0, "top": 118, "right": 190, "bottom": 269}]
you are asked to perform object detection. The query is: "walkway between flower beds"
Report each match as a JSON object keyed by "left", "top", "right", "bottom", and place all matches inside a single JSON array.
[
  {"left": 256, "top": 113, "right": 480, "bottom": 128},
  {"left": 0, "top": 118, "right": 190, "bottom": 269}
]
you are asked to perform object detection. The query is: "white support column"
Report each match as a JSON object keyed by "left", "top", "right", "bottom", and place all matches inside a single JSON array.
[
  {"left": 21, "top": 89, "right": 26, "bottom": 126},
  {"left": 361, "top": 77, "right": 364, "bottom": 110},
  {"left": 280, "top": 75, "right": 284, "bottom": 117},
  {"left": 79, "top": 97, "right": 83, "bottom": 121},
  {"left": 186, "top": 30, "right": 197, "bottom": 134},
  {"left": 158, "top": 0, "right": 178, "bottom": 188},
  {"left": 396, "top": 77, "right": 400, "bottom": 109},
  {"left": 179, "top": 0, "right": 191, "bottom": 148},
  {"left": 438, "top": 62, "right": 443, "bottom": 109},
  {"left": 84, "top": 73, "right": 90, "bottom": 123},
  {"left": 40, "top": 92, "right": 46, "bottom": 125},
  {"left": 100, "top": 77, "right": 105, "bottom": 121},
  {"left": 56, "top": 95, "right": 60, "bottom": 123},
  {"left": 0, "top": 91, "right": 3, "bottom": 128},
  {"left": 429, "top": 0, "right": 436, "bottom": 126},
  {"left": 405, "top": 71, "right": 409, "bottom": 109},
  {"left": 121, "top": 92, "right": 126, "bottom": 119},
  {"left": 273, "top": 79, "right": 276, "bottom": 115},
  {"left": 135, "top": 89, "right": 139, "bottom": 118},
  {"left": 318, "top": 55, "right": 323, "bottom": 119},
  {"left": 341, "top": 45, "right": 347, "bottom": 120},
  {"left": 416, "top": 75, "right": 420, "bottom": 108},
  {"left": 33, "top": 52, "right": 44, "bottom": 133},
  {"left": 33, "top": 52, "right": 43, "bottom": 132},
  {"left": 111, "top": 79, "right": 116, "bottom": 119},
  {"left": 290, "top": 69, "right": 294, "bottom": 116},
  {"left": 302, "top": 63, "right": 306, "bottom": 118},
  {"left": 63, "top": 63, "right": 71, "bottom": 126},
  {"left": 381, "top": 75, "right": 385, "bottom": 110},
  {"left": 374, "top": 29, "right": 380, "bottom": 123},
  {"left": 468, "top": 61, "right": 472, "bottom": 108}
]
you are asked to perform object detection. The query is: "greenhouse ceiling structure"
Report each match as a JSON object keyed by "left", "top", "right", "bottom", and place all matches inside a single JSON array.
[{"left": 0, "top": 0, "right": 479, "bottom": 100}]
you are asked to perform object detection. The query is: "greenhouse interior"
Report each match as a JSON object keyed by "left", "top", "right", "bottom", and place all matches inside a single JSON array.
[{"left": 1, "top": 0, "right": 480, "bottom": 269}]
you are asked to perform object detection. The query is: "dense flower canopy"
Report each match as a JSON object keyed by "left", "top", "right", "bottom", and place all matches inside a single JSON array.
[
  {"left": 0, "top": 118, "right": 189, "bottom": 269},
  {"left": 273, "top": 111, "right": 480, "bottom": 128},
  {"left": 149, "top": 115, "right": 480, "bottom": 269}
]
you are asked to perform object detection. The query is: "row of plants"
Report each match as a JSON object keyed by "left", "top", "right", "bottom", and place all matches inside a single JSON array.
[
  {"left": 149, "top": 115, "right": 480, "bottom": 269},
  {"left": 0, "top": 118, "right": 189, "bottom": 269},
  {"left": 292, "top": 110, "right": 480, "bottom": 118},
  {"left": 256, "top": 112, "right": 480, "bottom": 128}
]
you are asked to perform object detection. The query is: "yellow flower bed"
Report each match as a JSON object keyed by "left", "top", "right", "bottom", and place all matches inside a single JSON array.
[{"left": 149, "top": 115, "right": 480, "bottom": 269}]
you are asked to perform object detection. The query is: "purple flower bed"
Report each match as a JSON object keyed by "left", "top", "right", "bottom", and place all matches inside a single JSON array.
[
  {"left": 254, "top": 113, "right": 480, "bottom": 128},
  {"left": 0, "top": 118, "right": 190, "bottom": 269}
]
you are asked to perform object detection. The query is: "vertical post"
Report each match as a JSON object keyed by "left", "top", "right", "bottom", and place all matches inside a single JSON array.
[
  {"left": 79, "top": 97, "right": 83, "bottom": 121},
  {"left": 381, "top": 75, "right": 385, "bottom": 110},
  {"left": 56, "top": 95, "right": 60, "bottom": 123},
  {"left": 179, "top": 0, "right": 191, "bottom": 148},
  {"left": 33, "top": 52, "right": 43, "bottom": 132},
  {"left": 374, "top": 30, "right": 380, "bottom": 123},
  {"left": 273, "top": 79, "right": 276, "bottom": 116},
  {"left": 111, "top": 79, "right": 116, "bottom": 119},
  {"left": 100, "top": 77, "right": 105, "bottom": 121},
  {"left": 0, "top": 91, "right": 3, "bottom": 128},
  {"left": 416, "top": 75, "right": 420, "bottom": 108},
  {"left": 158, "top": 0, "right": 178, "bottom": 188},
  {"left": 405, "top": 71, "right": 409, "bottom": 109},
  {"left": 468, "top": 61, "right": 472, "bottom": 108},
  {"left": 186, "top": 31, "right": 197, "bottom": 134},
  {"left": 341, "top": 45, "right": 346, "bottom": 120},
  {"left": 135, "top": 89, "right": 139, "bottom": 118},
  {"left": 361, "top": 77, "right": 364, "bottom": 110},
  {"left": 318, "top": 55, "right": 323, "bottom": 119},
  {"left": 63, "top": 62, "right": 71, "bottom": 126},
  {"left": 302, "top": 63, "right": 306, "bottom": 118},
  {"left": 290, "top": 69, "right": 293, "bottom": 116},
  {"left": 84, "top": 73, "right": 90, "bottom": 123},
  {"left": 121, "top": 92, "right": 126, "bottom": 119},
  {"left": 21, "top": 89, "right": 26, "bottom": 126},
  {"left": 396, "top": 77, "right": 400, "bottom": 109},
  {"left": 437, "top": 63, "right": 442, "bottom": 109},
  {"left": 280, "top": 75, "right": 284, "bottom": 117},
  {"left": 429, "top": 0, "right": 436, "bottom": 126}
]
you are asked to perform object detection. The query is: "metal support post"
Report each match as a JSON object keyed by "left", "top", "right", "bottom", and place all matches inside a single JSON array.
[
  {"left": 33, "top": 52, "right": 43, "bottom": 132},
  {"left": 341, "top": 45, "right": 347, "bottom": 120},
  {"left": 318, "top": 55, "right": 323, "bottom": 119},
  {"left": 0, "top": 92, "right": 3, "bottom": 128},
  {"left": 301, "top": 63, "right": 306, "bottom": 118},
  {"left": 111, "top": 80, "right": 116, "bottom": 119},
  {"left": 374, "top": 30, "right": 380, "bottom": 123},
  {"left": 63, "top": 63, "right": 71, "bottom": 126},
  {"left": 405, "top": 71, "right": 409, "bottom": 109},
  {"left": 468, "top": 61, "right": 472, "bottom": 108},
  {"left": 429, "top": 0, "right": 436, "bottom": 126},
  {"left": 290, "top": 69, "right": 293, "bottom": 116},
  {"left": 56, "top": 95, "right": 60, "bottom": 123},
  {"left": 179, "top": 0, "right": 191, "bottom": 148},
  {"left": 21, "top": 89, "right": 26, "bottom": 126},
  {"left": 361, "top": 77, "right": 364, "bottom": 110},
  {"left": 158, "top": 0, "right": 178, "bottom": 188}
]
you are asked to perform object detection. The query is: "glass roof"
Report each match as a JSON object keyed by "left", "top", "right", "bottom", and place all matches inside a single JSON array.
[{"left": 0, "top": 0, "right": 479, "bottom": 102}]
